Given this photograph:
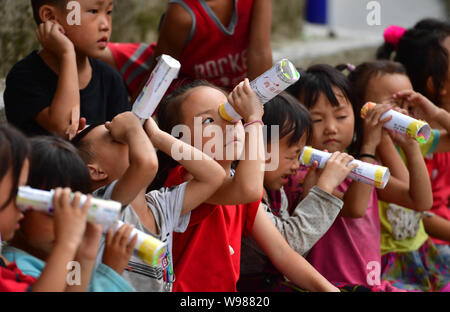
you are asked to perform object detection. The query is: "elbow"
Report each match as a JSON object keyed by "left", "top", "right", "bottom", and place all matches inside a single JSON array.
[{"left": 241, "top": 184, "right": 264, "bottom": 204}]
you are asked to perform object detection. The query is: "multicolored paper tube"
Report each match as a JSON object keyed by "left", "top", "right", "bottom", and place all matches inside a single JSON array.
[
  {"left": 16, "top": 186, "right": 121, "bottom": 229},
  {"left": 132, "top": 54, "right": 181, "bottom": 124},
  {"left": 115, "top": 221, "right": 167, "bottom": 267},
  {"left": 299, "top": 146, "right": 391, "bottom": 189},
  {"left": 361, "top": 102, "right": 431, "bottom": 144},
  {"left": 218, "top": 59, "right": 300, "bottom": 122}
]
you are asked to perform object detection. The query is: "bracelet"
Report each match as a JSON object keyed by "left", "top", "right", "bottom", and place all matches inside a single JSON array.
[
  {"left": 358, "top": 153, "right": 377, "bottom": 161},
  {"left": 244, "top": 120, "right": 264, "bottom": 128}
]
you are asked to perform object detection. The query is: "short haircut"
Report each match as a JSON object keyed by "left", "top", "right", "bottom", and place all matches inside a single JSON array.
[
  {"left": 262, "top": 92, "right": 312, "bottom": 147},
  {"left": 31, "top": 0, "right": 67, "bottom": 25},
  {"left": 27, "top": 136, "right": 92, "bottom": 194},
  {"left": 71, "top": 122, "right": 105, "bottom": 165},
  {"left": 0, "top": 124, "right": 30, "bottom": 211}
]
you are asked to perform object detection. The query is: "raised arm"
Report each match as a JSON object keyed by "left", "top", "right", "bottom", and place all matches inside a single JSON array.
[
  {"left": 34, "top": 21, "right": 80, "bottom": 139},
  {"left": 144, "top": 118, "right": 226, "bottom": 215},
  {"left": 105, "top": 112, "right": 158, "bottom": 206}
]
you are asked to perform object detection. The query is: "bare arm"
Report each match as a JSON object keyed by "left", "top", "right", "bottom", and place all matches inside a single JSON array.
[
  {"left": 246, "top": 0, "right": 273, "bottom": 80},
  {"left": 106, "top": 113, "right": 158, "bottom": 206},
  {"left": 34, "top": 21, "right": 80, "bottom": 138},
  {"left": 144, "top": 118, "right": 226, "bottom": 215},
  {"left": 251, "top": 206, "right": 339, "bottom": 292},
  {"left": 131, "top": 3, "right": 192, "bottom": 102},
  {"left": 422, "top": 214, "right": 450, "bottom": 243}
]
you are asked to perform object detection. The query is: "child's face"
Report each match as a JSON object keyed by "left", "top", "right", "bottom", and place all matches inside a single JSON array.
[
  {"left": 18, "top": 211, "right": 54, "bottom": 258},
  {"left": 365, "top": 73, "right": 413, "bottom": 109},
  {"left": 85, "top": 125, "right": 130, "bottom": 182},
  {"left": 180, "top": 86, "right": 246, "bottom": 162},
  {"left": 264, "top": 133, "right": 306, "bottom": 191},
  {"left": 0, "top": 160, "right": 29, "bottom": 242},
  {"left": 56, "top": 0, "right": 113, "bottom": 58},
  {"left": 308, "top": 88, "right": 355, "bottom": 153}
]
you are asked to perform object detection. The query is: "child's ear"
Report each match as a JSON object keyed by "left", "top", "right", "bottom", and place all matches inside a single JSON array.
[
  {"left": 426, "top": 76, "right": 447, "bottom": 98},
  {"left": 87, "top": 164, "right": 108, "bottom": 182},
  {"left": 39, "top": 5, "right": 58, "bottom": 23}
]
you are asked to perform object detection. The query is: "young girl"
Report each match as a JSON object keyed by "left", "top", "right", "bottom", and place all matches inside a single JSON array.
[
  {"left": 152, "top": 79, "right": 340, "bottom": 292},
  {"left": 377, "top": 18, "right": 450, "bottom": 268},
  {"left": 100, "top": 0, "right": 272, "bottom": 99},
  {"left": 238, "top": 92, "right": 358, "bottom": 292},
  {"left": 287, "top": 64, "right": 433, "bottom": 291},
  {"left": 0, "top": 124, "right": 93, "bottom": 292},
  {"left": 3, "top": 135, "right": 136, "bottom": 292},
  {"left": 347, "top": 59, "right": 450, "bottom": 291},
  {"left": 72, "top": 111, "right": 227, "bottom": 291}
]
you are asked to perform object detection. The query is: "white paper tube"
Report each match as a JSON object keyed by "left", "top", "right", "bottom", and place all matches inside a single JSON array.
[
  {"left": 361, "top": 102, "right": 431, "bottom": 143},
  {"left": 115, "top": 221, "right": 167, "bottom": 267},
  {"left": 299, "top": 146, "right": 391, "bottom": 189},
  {"left": 16, "top": 186, "right": 121, "bottom": 229},
  {"left": 218, "top": 59, "right": 300, "bottom": 122},
  {"left": 132, "top": 54, "right": 181, "bottom": 124}
]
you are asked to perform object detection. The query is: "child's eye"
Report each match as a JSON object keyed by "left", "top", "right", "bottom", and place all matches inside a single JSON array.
[
  {"left": 337, "top": 116, "right": 347, "bottom": 120},
  {"left": 203, "top": 117, "right": 214, "bottom": 125},
  {"left": 312, "top": 119, "right": 322, "bottom": 123},
  {"left": 88, "top": 9, "right": 98, "bottom": 14},
  {"left": 107, "top": 10, "right": 113, "bottom": 15}
]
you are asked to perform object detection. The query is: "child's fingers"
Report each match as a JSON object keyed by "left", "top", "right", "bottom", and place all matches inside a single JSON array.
[
  {"left": 80, "top": 194, "right": 91, "bottom": 216},
  {"left": 53, "top": 187, "right": 62, "bottom": 211},
  {"left": 105, "top": 227, "right": 114, "bottom": 246},
  {"left": 127, "top": 234, "right": 138, "bottom": 253},
  {"left": 71, "top": 191, "right": 82, "bottom": 211},
  {"left": 379, "top": 115, "right": 393, "bottom": 125},
  {"left": 61, "top": 187, "right": 72, "bottom": 210},
  {"left": 347, "top": 162, "right": 359, "bottom": 171},
  {"left": 119, "top": 225, "right": 134, "bottom": 247}
]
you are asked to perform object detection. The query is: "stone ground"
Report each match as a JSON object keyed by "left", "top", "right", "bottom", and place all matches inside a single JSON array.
[{"left": 0, "top": 23, "right": 383, "bottom": 124}]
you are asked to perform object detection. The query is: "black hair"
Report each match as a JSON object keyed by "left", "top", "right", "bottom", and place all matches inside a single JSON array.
[
  {"left": 0, "top": 124, "right": 30, "bottom": 211},
  {"left": 262, "top": 92, "right": 312, "bottom": 146},
  {"left": 31, "top": 0, "right": 67, "bottom": 25},
  {"left": 347, "top": 60, "right": 407, "bottom": 110},
  {"left": 71, "top": 122, "right": 105, "bottom": 164},
  {"left": 27, "top": 136, "right": 92, "bottom": 194},
  {"left": 377, "top": 18, "right": 450, "bottom": 105},
  {"left": 287, "top": 64, "right": 359, "bottom": 155},
  {"left": 149, "top": 80, "right": 226, "bottom": 191}
]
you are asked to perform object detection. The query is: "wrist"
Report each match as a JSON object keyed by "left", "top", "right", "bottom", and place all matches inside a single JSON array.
[
  {"left": 244, "top": 114, "right": 263, "bottom": 123},
  {"left": 316, "top": 180, "right": 334, "bottom": 195},
  {"left": 360, "top": 142, "right": 377, "bottom": 155}
]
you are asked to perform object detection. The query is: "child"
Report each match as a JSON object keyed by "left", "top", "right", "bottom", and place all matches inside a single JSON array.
[
  {"left": 347, "top": 59, "right": 450, "bottom": 291},
  {"left": 3, "top": 135, "right": 136, "bottom": 292},
  {"left": 287, "top": 64, "right": 433, "bottom": 291},
  {"left": 4, "top": 0, "right": 130, "bottom": 138},
  {"left": 0, "top": 124, "right": 94, "bottom": 291},
  {"left": 153, "top": 79, "right": 340, "bottom": 292},
  {"left": 99, "top": 0, "right": 273, "bottom": 99},
  {"left": 72, "top": 111, "right": 227, "bottom": 291},
  {"left": 377, "top": 19, "right": 450, "bottom": 268},
  {"left": 238, "top": 92, "right": 358, "bottom": 292}
]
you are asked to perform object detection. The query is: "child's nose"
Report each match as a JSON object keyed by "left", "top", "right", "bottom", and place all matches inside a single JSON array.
[{"left": 324, "top": 121, "right": 338, "bottom": 134}]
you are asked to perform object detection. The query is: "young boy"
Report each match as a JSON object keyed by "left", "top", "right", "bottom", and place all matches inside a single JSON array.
[
  {"left": 4, "top": 0, "right": 129, "bottom": 138},
  {"left": 71, "top": 112, "right": 226, "bottom": 291}
]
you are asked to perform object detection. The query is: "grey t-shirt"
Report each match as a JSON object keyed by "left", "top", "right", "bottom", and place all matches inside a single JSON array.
[
  {"left": 93, "top": 180, "right": 190, "bottom": 292},
  {"left": 240, "top": 185, "right": 343, "bottom": 275}
]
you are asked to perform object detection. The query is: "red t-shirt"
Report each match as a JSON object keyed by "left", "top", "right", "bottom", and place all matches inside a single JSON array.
[
  {"left": 425, "top": 152, "right": 450, "bottom": 246},
  {"left": 164, "top": 166, "right": 261, "bottom": 292},
  {"left": 108, "top": 42, "right": 157, "bottom": 97},
  {"left": 176, "top": 0, "right": 254, "bottom": 91},
  {"left": 0, "top": 258, "right": 36, "bottom": 292}
]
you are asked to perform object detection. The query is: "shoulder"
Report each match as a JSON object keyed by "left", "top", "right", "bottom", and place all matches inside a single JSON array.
[{"left": 6, "top": 51, "right": 44, "bottom": 82}]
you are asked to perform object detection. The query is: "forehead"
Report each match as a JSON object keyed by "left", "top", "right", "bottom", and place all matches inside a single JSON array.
[
  {"left": 83, "top": 125, "right": 109, "bottom": 144},
  {"left": 310, "top": 88, "right": 352, "bottom": 113},
  {"left": 367, "top": 73, "right": 412, "bottom": 100},
  {"left": 181, "top": 86, "right": 228, "bottom": 118}
]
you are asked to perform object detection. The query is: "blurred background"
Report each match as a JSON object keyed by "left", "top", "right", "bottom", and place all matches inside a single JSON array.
[{"left": 1, "top": 0, "right": 449, "bottom": 121}]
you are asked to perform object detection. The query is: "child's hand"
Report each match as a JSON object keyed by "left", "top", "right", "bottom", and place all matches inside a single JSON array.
[
  {"left": 53, "top": 188, "right": 89, "bottom": 252},
  {"left": 316, "top": 152, "right": 358, "bottom": 194},
  {"left": 302, "top": 161, "right": 321, "bottom": 198},
  {"left": 385, "top": 107, "right": 418, "bottom": 149},
  {"left": 102, "top": 223, "right": 137, "bottom": 275},
  {"left": 393, "top": 90, "right": 440, "bottom": 121},
  {"left": 105, "top": 112, "right": 142, "bottom": 144},
  {"left": 228, "top": 78, "right": 263, "bottom": 122},
  {"left": 362, "top": 104, "right": 393, "bottom": 153},
  {"left": 143, "top": 117, "right": 162, "bottom": 143},
  {"left": 75, "top": 222, "right": 103, "bottom": 262},
  {"left": 36, "top": 21, "right": 74, "bottom": 58}
]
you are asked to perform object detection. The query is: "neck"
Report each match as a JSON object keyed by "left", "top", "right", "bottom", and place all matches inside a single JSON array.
[{"left": 9, "top": 232, "right": 49, "bottom": 261}]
